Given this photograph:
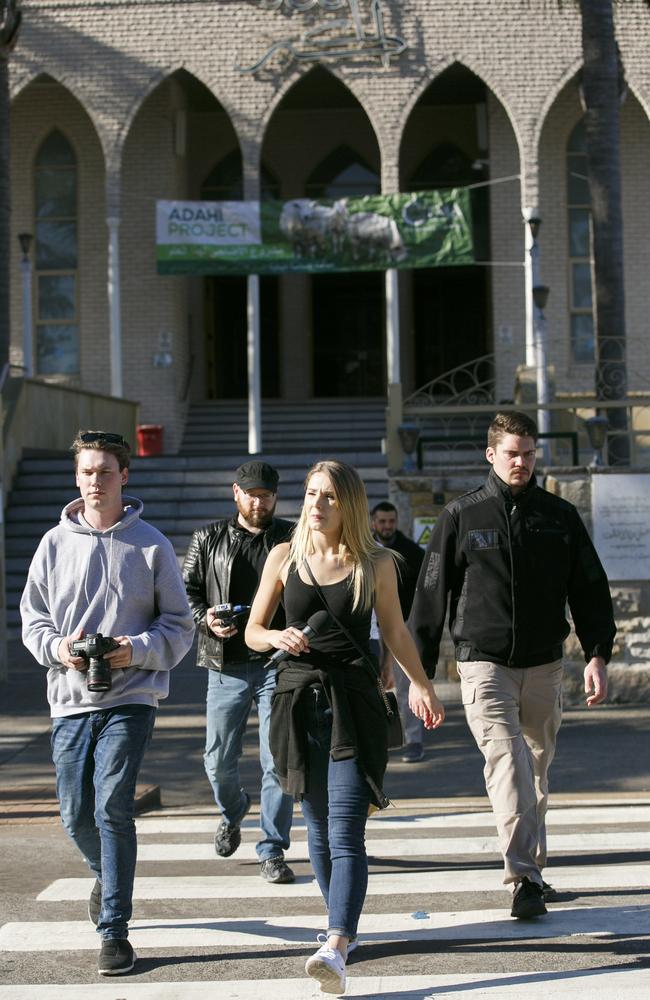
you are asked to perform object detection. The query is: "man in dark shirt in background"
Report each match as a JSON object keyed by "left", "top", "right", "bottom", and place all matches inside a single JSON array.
[
  {"left": 371, "top": 501, "right": 426, "bottom": 762},
  {"left": 183, "top": 461, "right": 295, "bottom": 883}
]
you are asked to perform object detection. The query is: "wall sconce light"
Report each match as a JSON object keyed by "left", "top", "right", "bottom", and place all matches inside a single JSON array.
[
  {"left": 584, "top": 415, "right": 608, "bottom": 467},
  {"left": 398, "top": 422, "right": 421, "bottom": 472},
  {"left": 532, "top": 284, "right": 550, "bottom": 311}
]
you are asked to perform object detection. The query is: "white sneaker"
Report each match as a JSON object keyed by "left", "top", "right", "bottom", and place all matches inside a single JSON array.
[
  {"left": 305, "top": 942, "right": 346, "bottom": 995},
  {"left": 319, "top": 931, "right": 358, "bottom": 955}
]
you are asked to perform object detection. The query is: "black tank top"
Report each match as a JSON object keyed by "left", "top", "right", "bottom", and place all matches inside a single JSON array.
[{"left": 284, "top": 565, "right": 372, "bottom": 663}]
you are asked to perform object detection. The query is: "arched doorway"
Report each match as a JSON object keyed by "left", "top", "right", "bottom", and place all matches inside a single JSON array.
[
  {"left": 400, "top": 64, "right": 493, "bottom": 392},
  {"left": 261, "top": 65, "right": 383, "bottom": 399}
]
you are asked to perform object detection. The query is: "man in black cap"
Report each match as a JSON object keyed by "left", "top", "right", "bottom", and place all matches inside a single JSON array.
[{"left": 183, "top": 461, "right": 295, "bottom": 882}]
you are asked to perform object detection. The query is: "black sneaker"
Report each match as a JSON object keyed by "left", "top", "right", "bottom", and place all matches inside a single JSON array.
[
  {"left": 88, "top": 878, "right": 102, "bottom": 926},
  {"left": 260, "top": 857, "right": 295, "bottom": 883},
  {"left": 511, "top": 877, "right": 547, "bottom": 919},
  {"left": 401, "top": 742, "right": 424, "bottom": 763},
  {"left": 98, "top": 938, "right": 136, "bottom": 975},
  {"left": 214, "top": 792, "right": 251, "bottom": 858},
  {"left": 542, "top": 880, "right": 559, "bottom": 902}
]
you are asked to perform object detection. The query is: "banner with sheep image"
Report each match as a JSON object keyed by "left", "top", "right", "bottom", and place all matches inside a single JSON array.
[{"left": 156, "top": 188, "right": 473, "bottom": 275}]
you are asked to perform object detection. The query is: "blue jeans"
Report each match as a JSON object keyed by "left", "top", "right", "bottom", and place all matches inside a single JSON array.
[
  {"left": 51, "top": 704, "right": 156, "bottom": 940},
  {"left": 204, "top": 660, "right": 293, "bottom": 861},
  {"left": 300, "top": 686, "right": 371, "bottom": 940}
]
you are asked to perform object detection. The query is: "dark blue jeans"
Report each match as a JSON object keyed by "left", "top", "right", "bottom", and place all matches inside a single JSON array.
[
  {"left": 300, "top": 686, "right": 371, "bottom": 940},
  {"left": 51, "top": 704, "right": 156, "bottom": 940},
  {"left": 204, "top": 661, "right": 293, "bottom": 861}
]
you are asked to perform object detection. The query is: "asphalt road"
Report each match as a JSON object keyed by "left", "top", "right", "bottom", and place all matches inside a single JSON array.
[{"left": 0, "top": 646, "right": 649, "bottom": 996}]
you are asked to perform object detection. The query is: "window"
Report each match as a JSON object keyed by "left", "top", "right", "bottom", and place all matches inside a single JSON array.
[
  {"left": 34, "top": 130, "right": 79, "bottom": 374},
  {"left": 567, "top": 120, "right": 595, "bottom": 363}
]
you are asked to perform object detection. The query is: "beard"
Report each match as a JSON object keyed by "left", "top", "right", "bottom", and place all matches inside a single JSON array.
[{"left": 236, "top": 496, "right": 276, "bottom": 529}]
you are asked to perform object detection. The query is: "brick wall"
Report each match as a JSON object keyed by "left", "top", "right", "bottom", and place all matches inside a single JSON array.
[{"left": 7, "top": 1, "right": 650, "bottom": 449}]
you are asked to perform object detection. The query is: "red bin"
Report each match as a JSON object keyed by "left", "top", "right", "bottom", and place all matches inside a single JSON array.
[{"left": 136, "top": 424, "right": 164, "bottom": 456}]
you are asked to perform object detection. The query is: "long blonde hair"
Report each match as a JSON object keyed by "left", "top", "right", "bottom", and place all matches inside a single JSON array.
[{"left": 288, "top": 460, "right": 382, "bottom": 612}]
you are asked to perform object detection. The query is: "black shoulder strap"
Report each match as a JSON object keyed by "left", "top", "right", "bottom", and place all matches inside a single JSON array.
[{"left": 301, "top": 561, "right": 396, "bottom": 720}]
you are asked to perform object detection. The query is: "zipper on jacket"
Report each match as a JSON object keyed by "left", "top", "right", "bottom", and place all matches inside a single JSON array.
[{"left": 506, "top": 502, "right": 517, "bottom": 665}]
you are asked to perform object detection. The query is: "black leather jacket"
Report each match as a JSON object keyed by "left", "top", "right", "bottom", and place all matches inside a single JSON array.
[
  {"left": 182, "top": 515, "right": 294, "bottom": 670},
  {"left": 410, "top": 470, "right": 616, "bottom": 675}
]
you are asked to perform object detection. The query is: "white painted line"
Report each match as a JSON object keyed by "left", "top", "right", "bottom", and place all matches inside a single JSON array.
[
  {"left": 1, "top": 970, "right": 649, "bottom": 999},
  {"left": 36, "top": 862, "right": 650, "bottom": 901},
  {"left": 135, "top": 831, "right": 650, "bottom": 861},
  {"left": 135, "top": 804, "right": 650, "bottom": 835},
  {"left": 1, "top": 904, "right": 648, "bottom": 952}
]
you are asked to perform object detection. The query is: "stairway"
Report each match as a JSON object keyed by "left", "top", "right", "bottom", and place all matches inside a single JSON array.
[
  {"left": 5, "top": 399, "right": 389, "bottom": 634},
  {"left": 181, "top": 398, "right": 387, "bottom": 454}
]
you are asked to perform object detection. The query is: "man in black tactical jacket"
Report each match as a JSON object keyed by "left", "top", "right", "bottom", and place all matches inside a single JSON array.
[
  {"left": 409, "top": 411, "right": 616, "bottom": 919},
  {"left": 183, "top": 461, "right": 295, "bottom": 883}
]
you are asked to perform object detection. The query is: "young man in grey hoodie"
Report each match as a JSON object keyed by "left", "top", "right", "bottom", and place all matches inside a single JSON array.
[{"left": 20, "top": 430, "right": 194, "bottom": 976}]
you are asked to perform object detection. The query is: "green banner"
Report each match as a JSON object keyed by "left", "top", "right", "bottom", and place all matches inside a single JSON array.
[{"left": 156, "top": 189, "right": 474, "bottom": 276}]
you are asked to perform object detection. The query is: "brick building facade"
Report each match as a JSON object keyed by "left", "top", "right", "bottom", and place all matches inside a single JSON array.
[{"left": 8, "top": 1, "right": 650, "bottom": 451}]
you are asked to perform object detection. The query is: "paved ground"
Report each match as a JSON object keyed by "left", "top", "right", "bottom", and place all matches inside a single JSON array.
[{"left": 0, "top": 641, "right": 649, "bottom": 997}]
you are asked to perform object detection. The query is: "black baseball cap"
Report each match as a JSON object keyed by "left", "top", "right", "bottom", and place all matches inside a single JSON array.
[{"left": 234, "top": 461, "right": 279, "bottom": 492}]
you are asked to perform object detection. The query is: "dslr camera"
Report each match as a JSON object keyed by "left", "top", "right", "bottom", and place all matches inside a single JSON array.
[
  {"left": 212, "top": 603, "right": 251, "bottom": 626},
  {"left": 70, "top": 632, "right": 120, "bottom": 692}
]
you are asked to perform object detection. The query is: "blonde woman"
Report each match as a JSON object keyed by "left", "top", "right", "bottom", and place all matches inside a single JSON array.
[{"left": 245, "top": 460, "right": 444, "bottom": 996}]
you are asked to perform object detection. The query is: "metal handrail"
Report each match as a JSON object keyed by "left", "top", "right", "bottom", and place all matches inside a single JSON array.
[
  {"left": 416, "top": 430, "right": 579, "bottom": 469},
  {"left": 403, "top": 353, "right": 496, "bottom": 408}
]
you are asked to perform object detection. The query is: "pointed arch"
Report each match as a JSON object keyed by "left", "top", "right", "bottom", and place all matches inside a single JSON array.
[
  {"left": 398, "top": 58, "right": 524, "bottom": 171},
  {"left": 533, "top": 57, "right": 584, "bottom": 160},
  {"left": 119, "top": 64, "right": 243, "bottom": 160},
  {"left": 11, "top": 71, "right": 107, "bottom": 167},
  {"left": 261, "top": 64, "right": 381, "bottom": 199},
  {"left": 259, "top": 63, "right": 382, "bottom": 160}
]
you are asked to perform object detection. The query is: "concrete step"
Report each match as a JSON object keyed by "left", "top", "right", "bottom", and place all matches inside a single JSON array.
[
  {"left": 180, "top": 399, "right": 386, "bottom": 454},
  {"left": 16, "top": 452, "right": 387, "bottom": 474},
  {"left": 10, "top": 467, "right": 389, "bottom": 504}
]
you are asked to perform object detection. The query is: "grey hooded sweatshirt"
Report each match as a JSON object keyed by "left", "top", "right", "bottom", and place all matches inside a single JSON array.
[{"left": 20, "top": 495, "right": 195, "bottom": 718}]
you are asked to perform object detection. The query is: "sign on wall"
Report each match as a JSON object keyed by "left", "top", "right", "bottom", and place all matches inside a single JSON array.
[
  {"left": 592, "top": 473, "right": 650, "bottom": 581},
  {"left": 413, "top": 516, "right": 438, "bottom": 550},
  {"left": 156, "top": 189, "right": 473, "bottom": 276}
]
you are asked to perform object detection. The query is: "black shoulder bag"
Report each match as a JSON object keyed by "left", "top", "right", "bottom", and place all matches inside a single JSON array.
[{"left": 302, "top": 561, "right": 404, "bottom": 750}]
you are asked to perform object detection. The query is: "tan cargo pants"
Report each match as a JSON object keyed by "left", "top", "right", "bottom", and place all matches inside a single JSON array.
[{"left": 457, "top": 659, "right": 563, "bottom": 888}]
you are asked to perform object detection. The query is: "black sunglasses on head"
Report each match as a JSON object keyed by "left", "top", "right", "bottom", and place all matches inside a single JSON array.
[{"left": 80, "top": 432, "right": 125, "bottom": 445}]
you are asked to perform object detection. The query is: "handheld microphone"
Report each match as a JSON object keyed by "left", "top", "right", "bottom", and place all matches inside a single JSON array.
[{"left": 264, "top": 610, "right": 331, "bottom": 668}]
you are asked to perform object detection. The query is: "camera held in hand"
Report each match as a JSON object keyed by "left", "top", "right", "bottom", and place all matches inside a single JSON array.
[
  {"left": 70, "top": 632, "right": 120, "bottom": 692},
  {"left": 212, "top": 603, "right": 251, "bottom": 627}
]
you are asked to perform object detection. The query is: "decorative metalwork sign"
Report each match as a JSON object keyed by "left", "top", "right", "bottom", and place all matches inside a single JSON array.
[
  {"left": 156, "top": 189, "right": 473, "bottom": 276},
  {"left": 238, "top": 0, "right": 406, "bottom": 73}
]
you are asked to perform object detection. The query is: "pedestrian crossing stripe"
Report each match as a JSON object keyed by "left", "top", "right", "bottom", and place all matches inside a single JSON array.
[
  {"left": 134, "top": 803, "right": 650, "bottom": 834},
  {"left": 132, "top": 831, "right": 649, "bottom": 862},
  {"left": 36, "top": 862, "right": 650, "bottom": 901},
  {"left": 0, "top": 970, "right": 649, "bottom": 999},
  {"left": 1, "top": 903, "right": 648, "bottom": 951}
]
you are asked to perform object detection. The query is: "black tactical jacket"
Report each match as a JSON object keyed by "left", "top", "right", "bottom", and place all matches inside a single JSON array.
[
  {"left": 182, "top": 515, "right": 293, "bottom": 670},
  {"left": 409, "top": 470, "right": 616, "bottom": 675}
]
